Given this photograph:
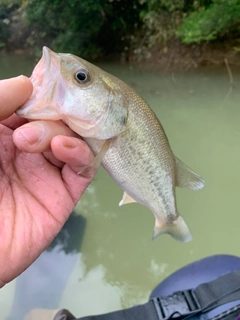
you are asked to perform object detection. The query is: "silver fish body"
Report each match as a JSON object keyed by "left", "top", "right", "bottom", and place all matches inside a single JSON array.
[
  {"left": 17, "top": 46, "right": 205, "bottom": 242},
  {"left": 85, "top": 91, "right": 178, "bottom": 229}
]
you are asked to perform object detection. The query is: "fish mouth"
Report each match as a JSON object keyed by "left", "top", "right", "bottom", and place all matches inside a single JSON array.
[
  {"left": 31, "top": 46, "right": 51, "bottom": 88},
  {"left": 17, "top": 46, "right": 64, "bottom": 120}
]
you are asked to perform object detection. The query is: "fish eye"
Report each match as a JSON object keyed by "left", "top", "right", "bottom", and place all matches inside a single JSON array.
[{"left": 75, "top": 69, "right": 90, "bottom": 84}]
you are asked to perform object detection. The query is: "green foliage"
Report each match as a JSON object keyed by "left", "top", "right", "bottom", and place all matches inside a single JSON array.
[
  {"left": 0, "top": 0, "right": 21, "bottom": 7},
  {"left": 136, "top": 0, "right": 215, "bottom": 50},
  {"left": 177, "top": 0, "right": 240, "bottom": 43},
  {"left": 0, "top": 0, "right": 20, "bottom": 49},
  {"left": 139, "top": 0, "right": 184, "bottom": 38},
  {"left": 131, "top": 0, "right": 185, "bottom": 60},
  {"left": 25, "top": 0, "right": 144, "bottom": 59},
  {"left": 1, "top": 0, "right": 240, "bottom": 59}
]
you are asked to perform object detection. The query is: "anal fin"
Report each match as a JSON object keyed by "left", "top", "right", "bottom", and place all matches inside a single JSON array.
[{"left": 119, "top": 191, "right": 137, "bottom": 206}]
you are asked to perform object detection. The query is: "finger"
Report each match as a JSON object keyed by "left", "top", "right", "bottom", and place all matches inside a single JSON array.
[
  {"left": 51, "top": 135, "right": 95, "bottom": 203},
  {"left": 1, "top": 114, "right": 28, "bottom": 130},
  {"left": 0, "top": 76, "right": 33, "bottom": 121},
  {"left": 51, "top": 135, "right": 94, "bottom": 173},
  {"left": 42, "top": 150, "right": 65, "bottom": 168},
  {"left": 13, "top": 120, "right": 78, "bottom": 153}
]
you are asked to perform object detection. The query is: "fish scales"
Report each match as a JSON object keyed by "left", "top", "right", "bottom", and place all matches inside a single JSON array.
[{"left": 85, "top": 86, "right": 177, "bottom": 222}]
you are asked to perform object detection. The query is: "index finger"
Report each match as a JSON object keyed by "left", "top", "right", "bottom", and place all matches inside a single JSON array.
[{"left": 0, "top": 76, "right": 33, "bottom": 121}]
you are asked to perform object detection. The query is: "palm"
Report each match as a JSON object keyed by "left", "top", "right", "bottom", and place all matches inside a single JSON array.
[{"left": 0, "top": 118, "right": 93, "bottom": 286}]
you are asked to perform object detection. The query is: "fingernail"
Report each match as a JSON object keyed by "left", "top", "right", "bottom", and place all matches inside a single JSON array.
[
  {"left": 17, "top": 123, "right": 45, "bottom": 145},
  {"left": 61, "top": 137, "right": 78, "bottom": 149},
  {"left": 15, "top": 75, "right": 29, "bottom": 83}
]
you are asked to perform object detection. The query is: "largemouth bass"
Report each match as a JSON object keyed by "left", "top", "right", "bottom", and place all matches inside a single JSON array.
[{"left": 17, "top": 47, "right": 205, "bottom": 242}]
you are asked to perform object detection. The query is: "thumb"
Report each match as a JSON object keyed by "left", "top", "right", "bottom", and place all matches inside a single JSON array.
[{"left": 0, "top": 76, "right": 33, "bottom": 121}]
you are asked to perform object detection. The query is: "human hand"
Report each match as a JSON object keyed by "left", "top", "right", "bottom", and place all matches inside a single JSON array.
[{"left": 0, "top": 76, "right": 95, "bottom": 287}]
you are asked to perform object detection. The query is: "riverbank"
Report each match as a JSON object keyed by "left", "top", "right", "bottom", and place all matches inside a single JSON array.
[
  {"left": 127, "top": 40, "right": 240, "bottom": 72},
  {"left": 2, "top": 42, "right": 239, "bottom": 74},
  {"left": 2, "top": 36, "right": 239, "bottom": 74}
]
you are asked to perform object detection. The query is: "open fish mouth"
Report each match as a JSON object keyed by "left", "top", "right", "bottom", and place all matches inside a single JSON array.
[
  {"left": 31, "top": 46, "right": 51, "bottom": 88},
  {"left": 16, "top": 46, "right": 64, "bottom": 120}
]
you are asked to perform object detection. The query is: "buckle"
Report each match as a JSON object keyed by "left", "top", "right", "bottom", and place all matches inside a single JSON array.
[{"left": 151, "top": 290, "right": 201, "bottom": 320}]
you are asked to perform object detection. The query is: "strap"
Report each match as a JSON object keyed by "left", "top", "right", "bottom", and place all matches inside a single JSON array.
[
  {"left": 79, "top": 300, "right": 159, "bottom": 320},
  {"left": 77, "top": 270, "right": 240, "bottom": 320},
  {"left": 194, "top": 269, "right": 240, "bottom": 311}
]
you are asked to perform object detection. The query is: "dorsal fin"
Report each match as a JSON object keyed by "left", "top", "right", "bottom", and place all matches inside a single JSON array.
[
  {"left": 175, "top": 156, "right": 205, "bottom": 190},
  {"left": 119, "top": 191, "right": 137, "bottom": 206}
]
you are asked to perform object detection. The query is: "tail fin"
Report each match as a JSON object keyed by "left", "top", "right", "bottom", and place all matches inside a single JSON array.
[{"left": 153, "top": 215, "right": 192, "bottom": 242}]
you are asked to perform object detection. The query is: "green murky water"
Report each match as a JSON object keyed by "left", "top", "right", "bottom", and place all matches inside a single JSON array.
[{"left": 1, "top": 53, "right": 240, "bottom": 319}]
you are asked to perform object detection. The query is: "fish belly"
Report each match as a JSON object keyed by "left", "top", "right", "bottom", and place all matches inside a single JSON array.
[{"left": 84, "top": 104, "right": 178, "bottom": 224}]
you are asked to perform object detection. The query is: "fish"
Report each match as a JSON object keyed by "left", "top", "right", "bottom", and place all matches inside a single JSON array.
[{"left": 17, "top": 46, "right": 205, "bottom": 242}]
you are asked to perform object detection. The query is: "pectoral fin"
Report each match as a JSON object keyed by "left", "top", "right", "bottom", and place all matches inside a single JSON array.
[
  {"left": 78, "top": 139, "right": 111, "bottom": 175},
  {"left": 119, "top": 192, "right": 137, "bottom": 206},
  {"left": 175, "top": 156, "right": 205, "bottom": 190}
]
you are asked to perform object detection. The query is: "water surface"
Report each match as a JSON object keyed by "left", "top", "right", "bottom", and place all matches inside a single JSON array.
[{"left": 1, "top": 53, "right": 240, "bottom": 319}]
